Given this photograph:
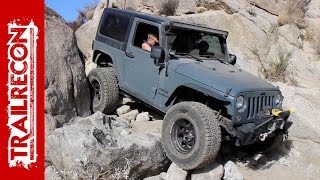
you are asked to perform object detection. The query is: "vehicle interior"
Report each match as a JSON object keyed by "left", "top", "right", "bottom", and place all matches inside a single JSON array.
[
  {"left": 133, "top": 22, "right": 159, "bottom": 49},
  {"left": 168, "top": 28, "right": 227, "bottom": 59}
]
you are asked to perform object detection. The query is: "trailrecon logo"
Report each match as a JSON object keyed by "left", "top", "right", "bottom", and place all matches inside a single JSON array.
[{"left": 7, "top": 20, "right": 38, "bottom": 169}]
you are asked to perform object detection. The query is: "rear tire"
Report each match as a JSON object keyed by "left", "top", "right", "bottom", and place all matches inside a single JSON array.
[
  {"left": 88, "top": 68, "right": 119, "bottom": 114},
  {"left": 162, "top": 102, "right": 221, "bottom": 170}
]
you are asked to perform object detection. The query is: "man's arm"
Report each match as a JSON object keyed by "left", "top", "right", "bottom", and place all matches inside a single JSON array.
[{"left": 142, "top": 42, "right": 151, "bottom": 51}]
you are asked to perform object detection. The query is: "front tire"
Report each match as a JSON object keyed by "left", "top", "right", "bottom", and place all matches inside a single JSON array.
[
  {"left": 88, "top": 68, "right": 119, "bottom": 114},
  {"left": 162, "top": 102, "right": 221, "bottom": 170}
]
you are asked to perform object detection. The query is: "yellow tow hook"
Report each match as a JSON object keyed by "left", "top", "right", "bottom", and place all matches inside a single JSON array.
[{"left": 272, "top": 108, "right": 295, "bottom": 119}]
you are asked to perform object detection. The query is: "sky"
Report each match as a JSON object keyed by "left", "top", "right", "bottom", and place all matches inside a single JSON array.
[{"left": 45, "top": 0, "right": 98, "bottom": 22}]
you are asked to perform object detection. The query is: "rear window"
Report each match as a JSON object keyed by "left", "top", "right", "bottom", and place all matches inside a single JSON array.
[{"left": 99, "top": 13, "right": 130, "bottom": 42}]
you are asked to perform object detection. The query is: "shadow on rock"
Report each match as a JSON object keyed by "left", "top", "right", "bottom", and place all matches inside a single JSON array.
[{"left": 220, "top": 137, "right": 293, "bottom": 170}]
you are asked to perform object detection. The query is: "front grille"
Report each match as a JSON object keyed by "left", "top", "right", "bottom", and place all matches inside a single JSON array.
[{"left": 247, "top": 95, "right": 274, "bottom": 119}]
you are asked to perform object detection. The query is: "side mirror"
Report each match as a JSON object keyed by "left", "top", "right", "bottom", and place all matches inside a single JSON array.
[
  {"left": 228, "top": 54, "right": 237, "bottom": 65},
  {"left": 151, "top": 46, "right": 165, "bottom": 67}
]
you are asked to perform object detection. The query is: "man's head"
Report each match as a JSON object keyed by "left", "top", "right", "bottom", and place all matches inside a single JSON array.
[
  {"left": 147, "top": 33, "right": 159, "bottom": 46},
  {"left": 199, "top": 41, "right": 209, "bottom": 52}
]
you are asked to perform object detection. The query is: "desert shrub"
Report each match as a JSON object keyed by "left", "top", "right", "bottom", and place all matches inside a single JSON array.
[
  {"left": 199, "top": 0, "right": 238, "bottom": 14},
  {"left": 251, "top": 46, "right": 297, "bottom": 85},
  {"left": 312, "top": 35, "right": 320, "bottom": 58},
  {"left": 264, "top": 49, "right": 296, "bottom": 84},
  {"left": 159, "top": 0, "right": 179, "bottom": 16},
  {"left": 67, "top": 1, "right": 99, "bottom": 31},
  {"left": 278, "top": 0, "right": 311, "bottom": 28}
]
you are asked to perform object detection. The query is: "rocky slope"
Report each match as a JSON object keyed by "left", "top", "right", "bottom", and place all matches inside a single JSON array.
[
  {"left": 46, "top": 112, "right": 170, "bottom": 179},
  {"left": 45, "top": 7, "right": 91, "bottom": 136},
  {"left": 49, "top": 0, "right": 320, "bottom": 179}
]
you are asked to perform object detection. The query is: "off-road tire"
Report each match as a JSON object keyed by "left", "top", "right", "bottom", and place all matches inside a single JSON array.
[
  {"left": 88, "top": 68, "right": 119, "bottom": 114},
  {"left": 162, "top": 102, "right": 221, "bottom": 170}
]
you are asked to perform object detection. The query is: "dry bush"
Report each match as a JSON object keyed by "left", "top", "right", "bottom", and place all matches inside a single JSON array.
[
  {"left": 159, "top": 0, "right": 179, "bottom": 16},
  {"left": 67, "top": 1, "right": 99, "bottom": 31},
  {"left": 251, "top": 46, "right": 297, "bottom": 85},
  {"left": 199, "top": 0, "right": 238, "bottom": 14},
  {"left": 263, "top": 49, "right": 296, "bottom": 84},
  {"left": 316, "top": 42, "right": 320, "bottom": 58},
  {"left": 61, "top": 157, "right": 134, "bottom": 180},
  {"left": 312, "top": 36, "right": 320, "bottom": 58},
  {"left": 60, "top": 156, "right": 108, "bottom": 180},
  {"left": 278, "top": 0, "right": 311, "bottom": 28},
  {"left": 303, "top": 31, "right": 320, "bottom": 59}
]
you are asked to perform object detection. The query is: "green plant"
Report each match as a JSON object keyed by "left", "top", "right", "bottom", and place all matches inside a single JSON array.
[
  {"left": 159, "top": 0, "right": 179, "bottom": 16},
  {"left": 251, "top": 46, "right": 297, "bottom": 85}
]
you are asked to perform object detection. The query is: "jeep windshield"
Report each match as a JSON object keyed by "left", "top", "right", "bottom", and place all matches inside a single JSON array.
[{"left": 166, "top": 25, "right": 228, "bottom": 62}]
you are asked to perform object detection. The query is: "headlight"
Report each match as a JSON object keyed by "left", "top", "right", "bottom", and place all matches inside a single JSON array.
[
  {"left": 274, "top": 94, "right": 281, "bottom": 105},
  {"left": 236, "top": 96, "right": 244, "bottom": 109}
]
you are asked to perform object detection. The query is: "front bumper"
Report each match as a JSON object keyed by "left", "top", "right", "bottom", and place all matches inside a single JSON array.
[{"left": 234, "top": 108, "right": 293, "bottom": 146}]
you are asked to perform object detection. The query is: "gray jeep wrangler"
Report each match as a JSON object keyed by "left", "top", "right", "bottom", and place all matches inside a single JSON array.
[{"left": 89, "top": 8, "right": 293, "bottom": 170}]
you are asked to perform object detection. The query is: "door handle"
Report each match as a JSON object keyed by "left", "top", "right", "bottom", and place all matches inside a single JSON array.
[{"left": 125, "top": 52, "right": 134, "bottom": 58}]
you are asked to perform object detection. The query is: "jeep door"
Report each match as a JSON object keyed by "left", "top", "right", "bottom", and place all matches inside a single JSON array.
[{"left": 123, "top": 18, "right": 161, "bottom": 103}]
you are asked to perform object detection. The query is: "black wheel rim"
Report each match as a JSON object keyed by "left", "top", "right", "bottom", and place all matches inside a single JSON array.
[
  {"left": 171, "top": 119, "right": 196, "bottom": 154},
  {"left": 92, "top": 80, "right": 101, "bottom": 104}
]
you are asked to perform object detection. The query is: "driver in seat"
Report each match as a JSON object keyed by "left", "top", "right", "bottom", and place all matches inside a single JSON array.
[{"left": 142, "top": 33, "right": 159, "bottom": 51}]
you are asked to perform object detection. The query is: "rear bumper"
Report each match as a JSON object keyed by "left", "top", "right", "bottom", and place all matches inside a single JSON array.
[{"left": 234, "top": 109, "right": 292, "bottom": 146}]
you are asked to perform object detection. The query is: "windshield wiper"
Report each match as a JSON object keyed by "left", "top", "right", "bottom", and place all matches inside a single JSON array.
[
  {"left": 175, "top": 53, "right": 203, "bottom": 62},
  {"left": 200, "top": 54, "right": 226, "bottom": 64}
]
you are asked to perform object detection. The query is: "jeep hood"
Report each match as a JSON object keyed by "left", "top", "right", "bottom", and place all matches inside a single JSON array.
[{"left": 175, "top": 60, "right": 278, "bottom": 96}]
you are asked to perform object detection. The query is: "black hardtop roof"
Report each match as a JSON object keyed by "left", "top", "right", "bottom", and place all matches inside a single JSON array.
[{"left": 105, "top": 8, "right": 229, "bottom": 36}]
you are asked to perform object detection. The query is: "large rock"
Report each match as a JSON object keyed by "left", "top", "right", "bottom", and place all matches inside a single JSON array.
[
  {"left": 136, "top": 112, "right": 150, "bottom": 122},
  {"left": 191, "top": 162, "right": 224, "bottom": 180},
  {"left": 246, "top": 0, "right": 283, "bottom": 15},
  {"left": 46, "top": 112, "right": 170, "bottom": 179},
  {"left": 306, "top": 0, "right": 320, "bottom": 18},
  {"left": 144, "top": 174, "right": 163, "bottom": 180},
  {"left": 223, "top": 161, "right": 244, "bottom": 180},
  {"left": 274, "top": 82, "right": 320, "bottom": 143},
  {"left": 116, "top": 105, "right": 131, "bottom": 115},
  {"left": 45, "top": 114, "right": 59, "bottom": 136},
  {"left": 131, "top": 120, "right": 163, "bottom": 137},
  {"left": 278, "top": 24, "right": 303, "bottom": 47},
  {"left": 75, "top": 0, "right": 109, "bottom": 74},
  {"left": 120, "top": 109, "right": 139, "bottom": 122},
  {"left": 45, "top": 7, "right": 91, "bottom": 134},
  {"left": 166, "top": 163, "right": 188, "bottom": 180},
  {"left": 45, "top": 166, "right": 63, "bottom": 180},
  {"left": 110, "top": 0, "right": 159, "bottom": 11},
  {"left": 176, "top": 0, "right": 197, "bottom": 14}
]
